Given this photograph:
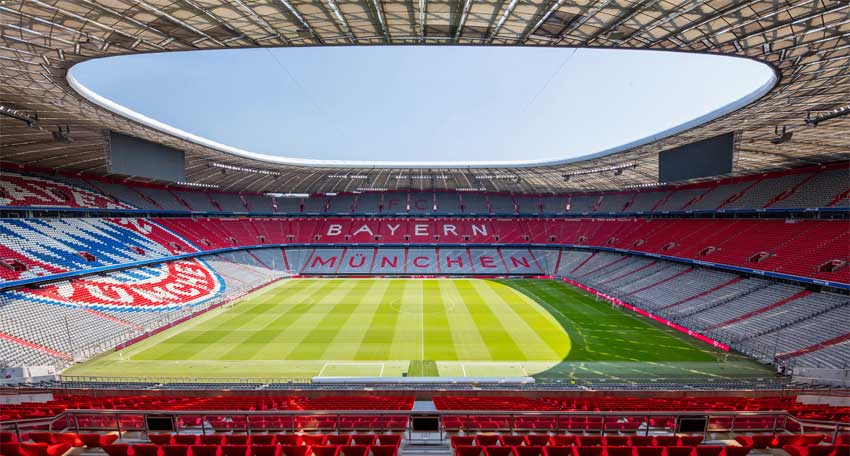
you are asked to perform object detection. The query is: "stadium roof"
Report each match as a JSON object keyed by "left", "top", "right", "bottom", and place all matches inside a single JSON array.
[{"left": 0, "top": 0, "right": 848, "bottom": 194}]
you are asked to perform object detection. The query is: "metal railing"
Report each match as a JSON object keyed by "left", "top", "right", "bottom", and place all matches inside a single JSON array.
[{"left": 3, "top": 408, "right": 849, "bottom": 444}]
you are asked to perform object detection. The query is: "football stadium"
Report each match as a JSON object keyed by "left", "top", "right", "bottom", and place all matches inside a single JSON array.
[{"left": 1, "top": 1, "right": 849, "bottom": 456}]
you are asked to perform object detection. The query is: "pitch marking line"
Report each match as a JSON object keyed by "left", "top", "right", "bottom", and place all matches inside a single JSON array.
[{"left": 318, "top": 362, "right": 385, "bottom": 377}]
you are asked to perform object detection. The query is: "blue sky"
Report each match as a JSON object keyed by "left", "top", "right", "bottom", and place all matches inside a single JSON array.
[{"left": 70, "top": 46, "right": 775, "bottom": 164}]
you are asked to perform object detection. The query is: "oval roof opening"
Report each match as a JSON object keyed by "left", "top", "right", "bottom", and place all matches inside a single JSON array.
[{"left": 69, "top": 46, "right": 777, "bottom": 168}]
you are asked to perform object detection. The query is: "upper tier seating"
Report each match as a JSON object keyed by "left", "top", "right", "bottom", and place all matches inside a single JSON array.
[
  {"left": 0, "top": 172, "right": 134, "bottom": 210},
  {"left": 3, "top": 163, "right": 847, "bottom": 214},
  {"left": 1, "top": 217, "right": 847, "bottom": 285}
]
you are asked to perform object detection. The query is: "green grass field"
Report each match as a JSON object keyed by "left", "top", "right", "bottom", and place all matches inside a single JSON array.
[{"left": 64, "top": 278, "right": 773, "bottom": 381}]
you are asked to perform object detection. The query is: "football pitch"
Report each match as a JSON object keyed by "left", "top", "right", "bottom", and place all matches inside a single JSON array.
[{"left": 64, "top": 278, "right": 773, "bottom": 381}]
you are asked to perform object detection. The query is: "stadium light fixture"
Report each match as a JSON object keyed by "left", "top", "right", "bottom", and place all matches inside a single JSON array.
[
  {"left": 770, "top": 126, "right": 793, "bottom": 144},
  {"left": 328, "top": 174, "right": 369, "bottom": 179},
  {"left": 474, "top": 174, "right": 520, "bottom": 180},
  {"left": 0, "top": 104, "right": 39, "bottom": 127},
  {"left": 623, "top": 182, "right": 668, "bottom": 189},
  {"left": 456, "top": 187, "right": 487, "bottom": 191},
  {"left": 805, "top": 105, "right": 850, "bottom": 127},
  {"left": 356, "top": 187, "right": 388, "bottom": 191},
  {"left": 177, "top": 181, "right": 220, "bottom": 189},
  {"left": 562, "top": 161, "right": 637, "bottom": 178},
  {"left": 211, "top": 162, "right": 281, "bottom": 176},
  {"left": 395, "top": 175, "right": 449, "bottom": 180},
  {"left": 265, "top": 192, "right": 309, "bottom": 198},
  {"left": 51, "top": 126, "right": 74, "bottom": 143}
]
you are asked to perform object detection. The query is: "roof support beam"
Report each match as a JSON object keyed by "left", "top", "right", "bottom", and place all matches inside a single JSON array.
[
  {"left": 230, "top": 0, "right": 290, "bottom": 44},
  {"left": 325, "top": 0, "right": 356, "bottom": 42},
  {"left": 275, "top": 0, "right": 323, "bottom": 43},
  {"left": 419, "top": 0, "right": 428, "bottom": 40},
  {"left": 130, "top": 0, "right": 227, "bottom": 47},
  {"left": 489, "top": 0, "right": 519, "bottom": 42},
  {"left": 370, "top": 0, "right": 390, "bottom": 41},
  {"left": 454, "top": 0, "right": 474, "bottom": 42}
]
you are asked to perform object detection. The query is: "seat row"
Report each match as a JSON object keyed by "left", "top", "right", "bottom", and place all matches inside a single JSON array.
[
  {"left": 148, "top": 434, "right": 401, "bottom": 446},
  {"left": 453, "top": 445, "right": 751, "bottom": 456},
  {"left": 103, "top": 443, "right": 397, "bottom": 456},
  {"left": 0, "top": 442, "right": 73, "bottom": 456},
  {"left": 733, "top": 434, "right": 828, "bottom": 448},
  {"left": 450, "top": 436, "right": 705, "bottom": 447},
  {"left": 784, "top": 445, "right": 850, "bottom": 456}
]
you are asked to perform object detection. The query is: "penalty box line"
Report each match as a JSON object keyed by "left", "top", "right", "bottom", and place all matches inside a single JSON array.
[
  {"left": 318, "top": 362, "right": 386, "bottom": 377},
  {"left": 460, "top": 361, "right": 529, "bottom": 377}
]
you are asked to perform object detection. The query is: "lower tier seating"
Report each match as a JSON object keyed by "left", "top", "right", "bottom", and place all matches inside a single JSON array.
[
  {"left": 558, "top": 251, "right": 849, "bottom": 369},
  {"left": 0, "top": 256, "right": 288, "bottom": 369}
]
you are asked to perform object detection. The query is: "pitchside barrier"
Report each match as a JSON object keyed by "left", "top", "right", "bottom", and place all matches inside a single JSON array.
[{"left": 3, "top": 409, "right": 849, "bottom": 443}]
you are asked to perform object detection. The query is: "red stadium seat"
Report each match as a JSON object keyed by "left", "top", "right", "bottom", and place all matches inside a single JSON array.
[
  {"left": 275, "top": 436, "right": 302, "bottom": 446},
  {"left": 665, "top": 447, "right": 693, "bottom": 456},
  {"left": 1, "top": 433, "right": 18, "bottom": 443},
  {"left": 351, "top": 435, "right": 376, "bottom": 446},
  {"left": 376, "top": 436, "right": 401, "bottom": 447},
  {"left": 486, "top": 446, "right": 513, "bottom": 456},
  {"left": 253, "top": 445, "right": 281, "bottom": 456},
  {"left": 281, "top": 445, "right": 312, "bottom": 456},
  {"left": 190, "top": 445, "right": 220, "bottom": 456},
  {"left": 578, "top": 437, "right": 603, "bottom": 447},
  {"left": 132, "top": 444, "right": 163, "bottom": 456},
  {"left": 200, "top": 436, "right": 225, "bottom": 446},
  {"left": 734, "top": 436, "right": 770, "bottom": 449},
  {"left": 635, "top": 447, "right": 664, "bottom": 456},
  {"left": 52, "top": 434, "right": 83, "bottom": 448},
  {"left": 302, "top": 436, "right": 327, "bottom": 446},
  {"left": 502, "top": 436, "right": 526, "bottom": 447},
  {"left": 679, "top": 437, "right": 703, "bottom": 447},
  {"left": 551, "top": 437, "right": 577, "bottom": 447},
  {"left": 0, "top": 443, "right": 25, "bottom": 456},
  {"left": 526, "top": 436, "right": 552, "bottom": 447},
  {"left": 251, "top": 436, "right": 276, "bottom": 446},
  {"left": 225, "top": 435, "right": 250, "bottom": 445},
  {"left": 172, "top": 435, "right": 198, "bottom": 446},
  {"left": 326, "top": 436, "right": 353, "bottom": 446},
  {"left": 605, "top": 447, "right": 633, "bottom": 456},
  {"left": 473, "top": 436, "right": 497, "bottom": 446},
  {"left": 545, "top": 447, "right": 573, "bottom": 456},
  {"left": 721, "top": 447, "right": 750, "bottom": 456},
  {"left": 369, "top": 446, "right": 398, "bottom": 456},
  {"left": 694, "top": 446, "right": 723, "bottom": 456},
  {"left": 654, "top": 437, "right": 679, "bottom": 447},
  {"left": 103, "top": 444, "right": 132, "bottom": 456},
  {"left": 604, "top": 437, "right": 630, "bottom": 447},
  {"left": 79, "top": 434, "right": 118, "bottom": 448},
  {"left": 575, "top": 446, "right": 605, "bottom": 456},
  {"left": 456, "top": 445, "right": 485, "bottom": 456},
  {"left": 340, "top": 445, "right": 369, "bottom": 456},
  {"left": 26, "top": 433, "right": 54, "bottom": 445},
  {"left": 453, "top": 437, "right": 477, "bottom": 447},
  {"left": 162, "top": 445, "right": 191, "bottom": 456},
  {"left": 149, "top": 435, "right": 173, "bottom": 445},
  {"left": 515, "top": 447, "right": 544, "bottom": 456},
  {"left": 629, "top": 438, "right": 653, "bottom": 447},
  {"left": 221, "top": 445, "right": 250, "bottom": 456}
]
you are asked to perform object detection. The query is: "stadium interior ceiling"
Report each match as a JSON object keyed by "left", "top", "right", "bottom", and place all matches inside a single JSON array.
[{"left": 0, "top": 0, "right": 848, "bottom": 195}]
